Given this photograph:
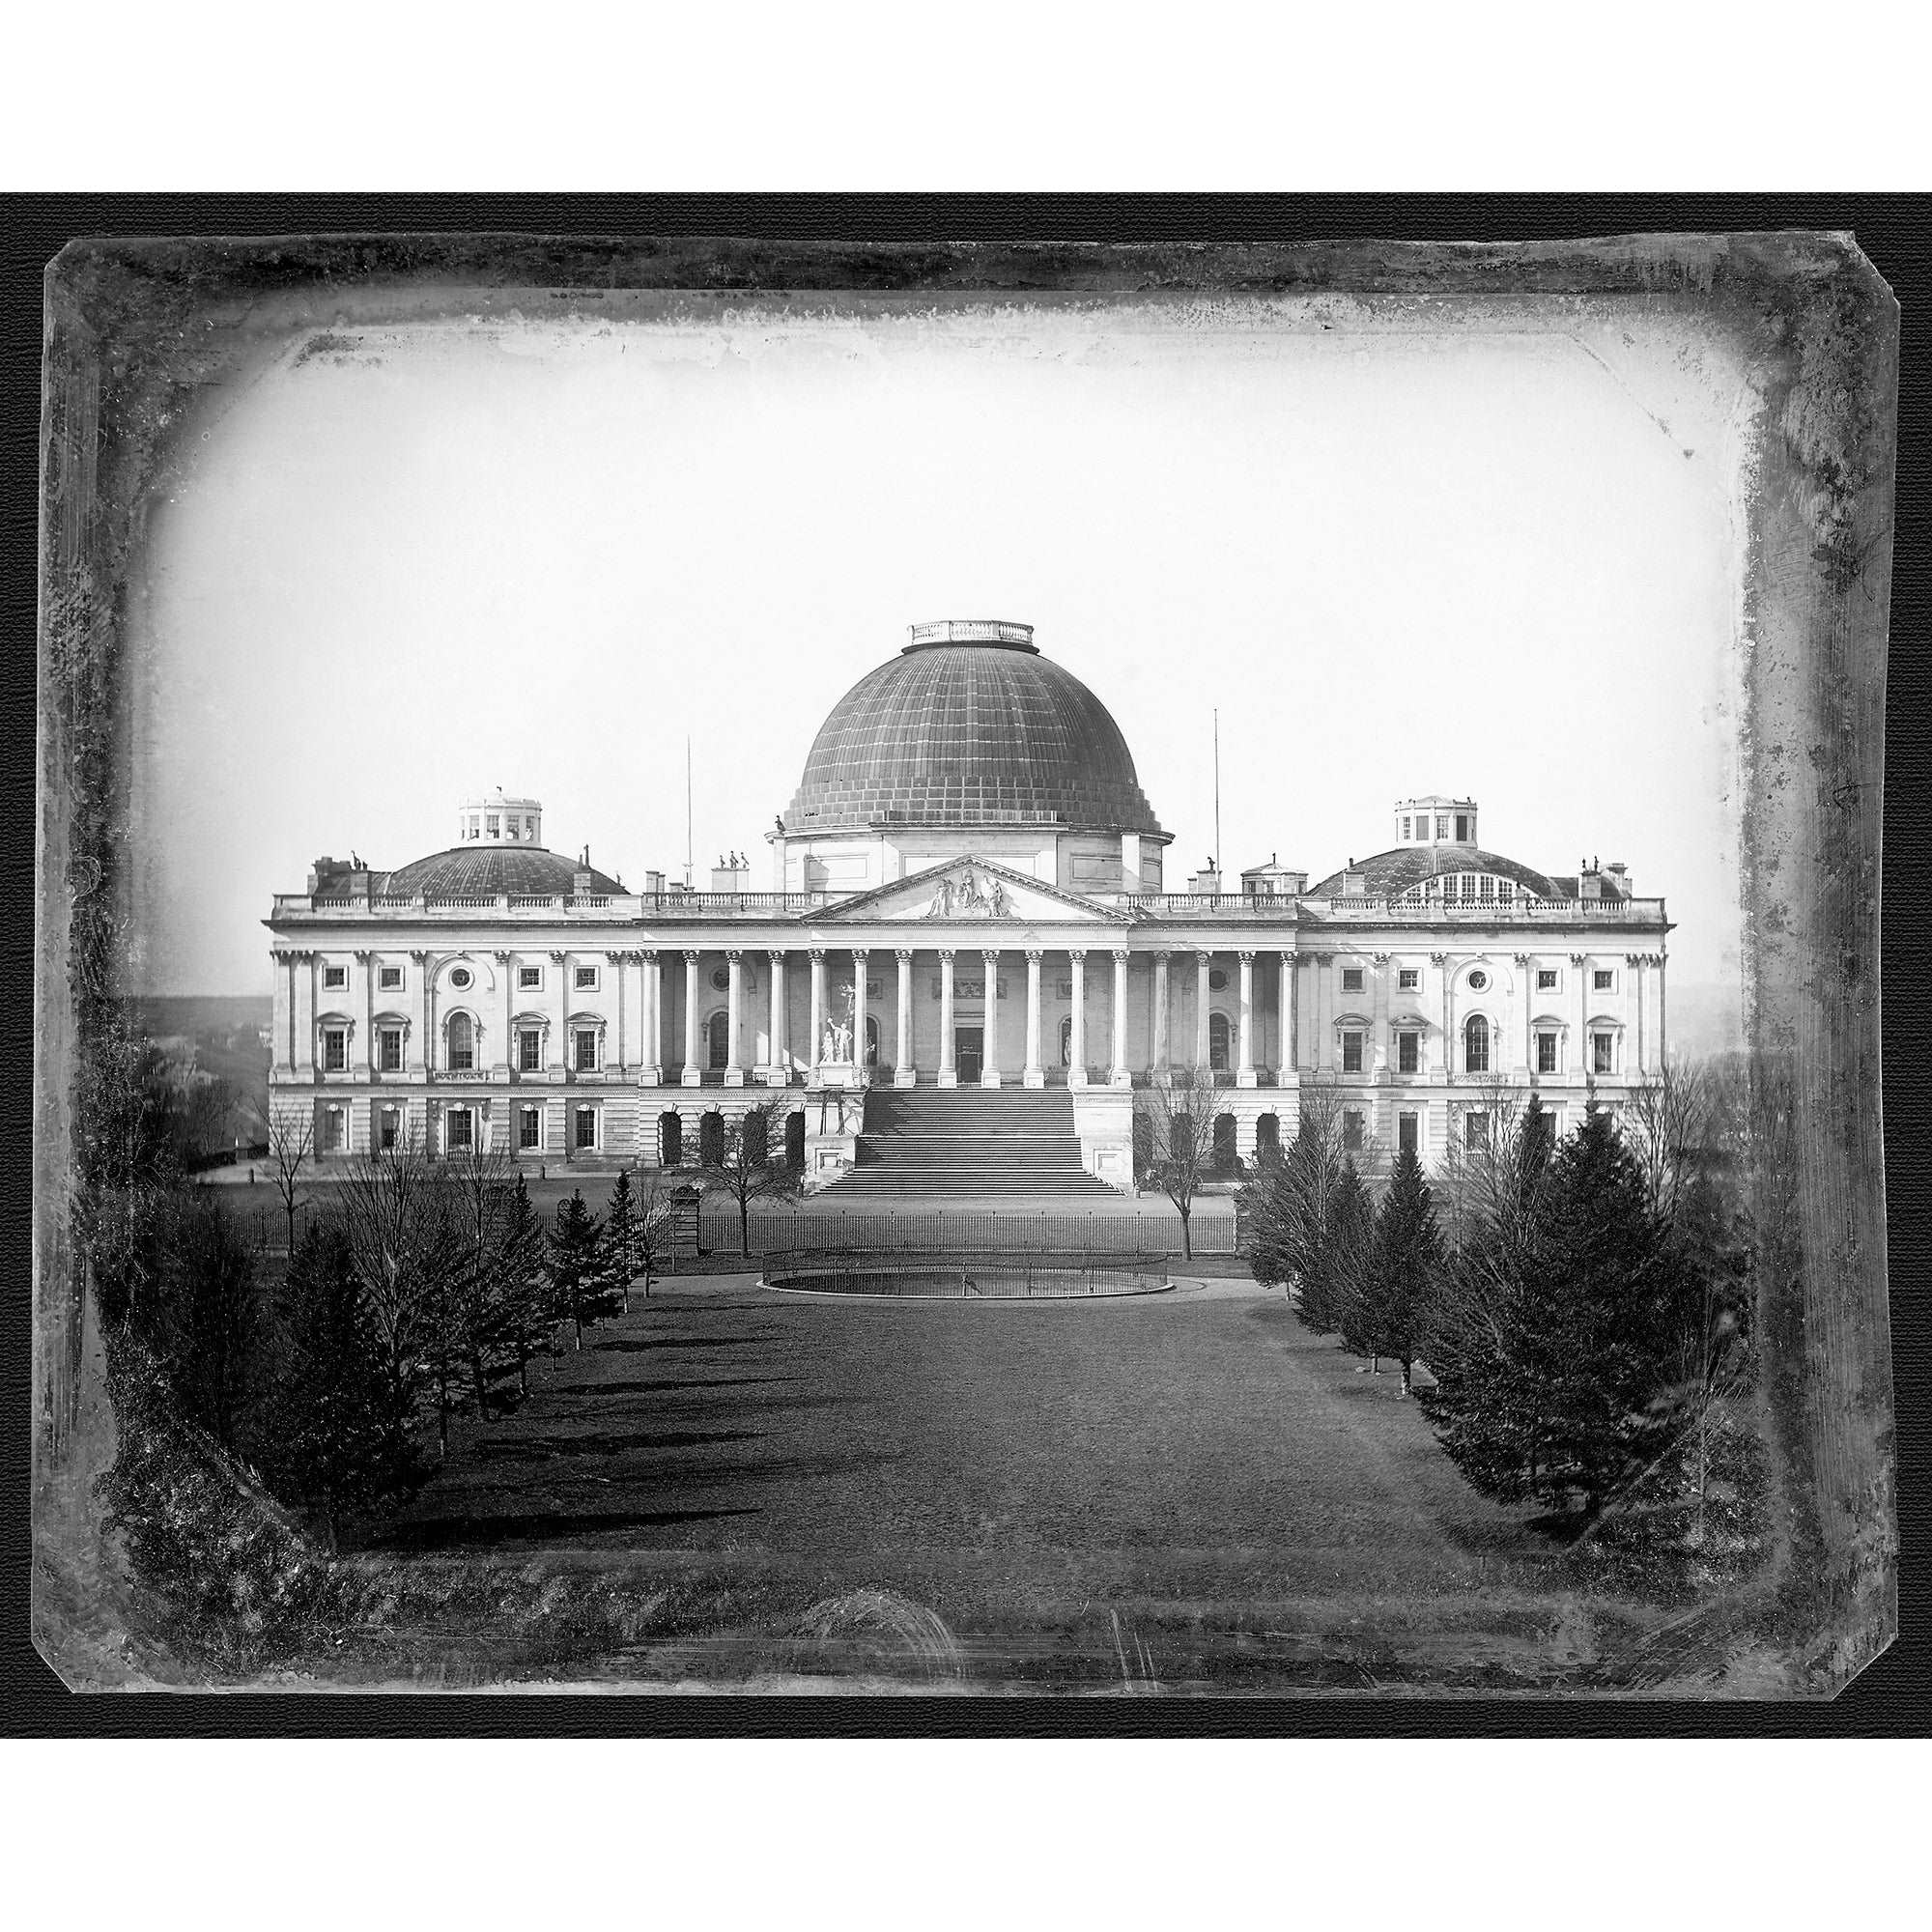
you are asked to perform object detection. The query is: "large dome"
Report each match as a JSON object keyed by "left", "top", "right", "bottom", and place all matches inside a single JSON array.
[
  {"left": 379, "top": 846, "right": 622, "bottom": 899},
  {"left": 783, "top": 620, "right": 1165, "bottom": 836}
]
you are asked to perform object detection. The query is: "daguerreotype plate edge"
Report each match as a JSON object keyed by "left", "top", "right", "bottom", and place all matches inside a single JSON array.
[{"left": 31, "top": 230, "right": 1897, "bottom": 1696}]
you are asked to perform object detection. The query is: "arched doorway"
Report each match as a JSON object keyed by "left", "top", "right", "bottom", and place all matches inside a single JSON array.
[
  {"left": 698, "top": 1110, "right": 725, "bottom": 1168},
  {"left": 1463, "top": 1013, "right": 1491, "bottom": 1074},
  {"left": 865, "top": 1014, "right": 880, "bottom": 1067},
  {"left": 707, "top": 1009, "right": 730, "bottom": 1069},
  {"left": 744, "top": 1108, "right": 768, "bottom": 1167},
  {"left": 658, "top": 1111, "right": 683, "bottom": 1166},
  {"left": 783, "top": 1110, "right": 805, "bottom": 1171},
  {"left": 1132, "top": 1112, "right": 1154, "bottom": 1179},
  {"left": 1212, "top": 1112, "right": 1238, "bottom": 1175},
  {"left": 1208, "top": 1011, "right": 1232, "bottom": 1071},
  {"left": 1256, "top": 1112, "right": 1281, "bottom": 1157},
  {"left": 1059, "top": 1015, "right": 1073, "bottom": 1066}
]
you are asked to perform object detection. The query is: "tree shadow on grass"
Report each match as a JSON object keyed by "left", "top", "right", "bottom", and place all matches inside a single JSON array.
[
  {"left": 475, "top": 1428, "right": 764, "bottom": 1462},
  {"left": 561, "top": 1374, "right": 804, "bottom": 1401},
  {"left": 590, "top": 1333, "right": 780, "bottom": 1354}
]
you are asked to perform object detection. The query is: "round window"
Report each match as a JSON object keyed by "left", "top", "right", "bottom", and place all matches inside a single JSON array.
[
  {"left": 449, "top": 966, "right": 472, "bottom": 990},
  {"left": 710, "top": 967, "right": 730, "bottom": 991},
  {"left": 1466, "top": 969, "right": 1488, "bottom": 992},
  {"left": 1209, "top": 969, "right": 1229, "bottom": 992}
]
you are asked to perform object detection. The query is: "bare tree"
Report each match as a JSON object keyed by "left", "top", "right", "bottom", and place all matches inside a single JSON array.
[
  {"left": 701, "top": 1098, "right": 805, "bottom": 1257},
  {"left": 265, "top": 1109, "right": 316, "bottom": 1255},
  {"left": 1134, "top": 1066, "right": 1217, "bottom": 1260},
  {"left": 1622, "top": 1058, "right": 1711, "bottom": 1227}
]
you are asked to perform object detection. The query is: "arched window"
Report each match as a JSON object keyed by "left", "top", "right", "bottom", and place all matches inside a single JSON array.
[
  {"left": 865, "top": 1015, "right": 880, "bottom": 1066},
  {"left": 1212, "top": 1113, "right": 1239, "bottom": 1175},
  {"left": 1464, "top": 1013, "right": 1491, "bottom": 1074},
  {"left": 707, "top": 1010, "right": 730, "bottom": 1068},
  {"left": 744, "top": 1108, "right": 769, "bottom": 1167},
  {"left": 1208, "top": 1011, "right": 1232, "bottom": 1070},
  {"left": 447, "top": 1011, "right": 474, "bottom": 1071},
  {"left": 1059, "top": 1015, "right": 1073, "bottom": 1065},
  {"left": 1257, "top": 1112, "right": 1281, "bottom": 1157},
  {"left": 658, "top": 1111, "right": 684, "bottom": 1166},
  {"left": 698, "top": 1111, "right": 725, "bottom": 1167},
  {"left": 783, "top": 1111, "right": 805, "bottom": 1172}
]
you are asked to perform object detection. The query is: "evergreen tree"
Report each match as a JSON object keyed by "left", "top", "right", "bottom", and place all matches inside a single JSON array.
[
  {"left": 1324, "top": 1159, "right": 1377, "bottom": 1358},
  {"left": 493, "top": 1173, "right": 553, "bottom": 1393},
  {"left": 145, "top": 1186, "right": 264, "bottom": 1453},
  {"left": 548, "top": 1190, "right": 608, "bottom": 1349},
  {"left": 1247, "top": 1106, "right": 1347, "bottom": 1330},
  {"left": 257, "top": 1223, "right": 390, "bottom": 1549},
  {"left": 604, "top": 1169, "right": 640, "bottom": 1312},
  {"left": 1356, "top": 1147, "right": 1443, "bottom": 1394}
]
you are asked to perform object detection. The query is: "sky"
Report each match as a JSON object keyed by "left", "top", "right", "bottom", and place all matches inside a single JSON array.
[{"left": 125, "top": 295, "right": 1754, "bottom": 1004}]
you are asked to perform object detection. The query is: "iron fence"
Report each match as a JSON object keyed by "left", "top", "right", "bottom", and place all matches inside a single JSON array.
[
  {"left": 765, "top": 1261, "right": 1170, "bottom": 1298},
  {"left": 702, "top": 1205, "right": 1235, "bottom": 1258}
]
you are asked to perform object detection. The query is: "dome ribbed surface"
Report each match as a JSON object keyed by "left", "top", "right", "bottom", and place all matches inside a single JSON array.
[
  {"left": 378, "top": 847, "right": 622, "bottom": 898},
  {"left": 1309, "top": 846, "right": 1578, "bottom": 901},
  {"left": 785, "top": 636, "right": 1164, "bottom": 835}
]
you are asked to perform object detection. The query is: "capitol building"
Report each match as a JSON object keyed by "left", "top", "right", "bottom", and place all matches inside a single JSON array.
[{"left": 265, "top": 619, "right": 1672, "bottom": 1188}]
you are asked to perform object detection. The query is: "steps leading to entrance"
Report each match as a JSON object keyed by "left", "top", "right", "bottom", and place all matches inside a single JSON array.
[{"left": 822, "top": 1086, "right": 1117, "bottom": 1198}]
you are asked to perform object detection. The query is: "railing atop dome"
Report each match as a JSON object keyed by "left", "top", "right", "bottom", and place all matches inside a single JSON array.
[{"left": 1118, "top": 891, "right": 1668, "bottom": 923}]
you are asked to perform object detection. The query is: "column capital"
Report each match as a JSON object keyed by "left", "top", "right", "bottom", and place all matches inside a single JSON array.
[
  {"left": 726, "top": 948, "right": 743, "bottom": 963},
  {"left": 1624, "top": 952, "right": 1645, "bottom": 966},
  {"left": 1370, "top": 952, "right": 1389, "bottom": 967},
  {"left": 769, "top": 948, "right": 786, "bottom": 965},
  {"left": 981, "top": 948, "right": 1001, "bottom": 964},
  {"left": 1152, "top": 948, "right": 1171, "bottom": 963},
  {"left": 1429, "top": 952, "right": 1448, "bottom": 966},
  {"left": 408, "top": 949, "right": 429, "bottom": 966},
  {"left": 895, "top": 947, "right": 914, "bottom": 963},
  {"left": 938, "top": 948, "right": 955, "bottom": 964},
  {"left": 1025, "top": 949, "right": 1043, "bottom": 963},
  {"left": 1314, "top": 952, "right": 1335, "bottom": 967},
  {"left": 354, "top": 948, "right": 373, "bottom": 962},
  {"left": 1114, "top": 948, "right": 1131, "bottom": 964},
  {"left": 1238, "top": 950, "right": 1256, "bottom": 965},
  {"left": 550, "top": 949, "right": 569, "bottom": 965},
  {"left": 851, "top": 947, "right": 869, "bottom": 962},
  {"left": 809, "top": 948, "right": 826, "bottom": 962},
  {"left": 641, "top": 948, "right": 659, "bottom": 964},
  {"left": 1570, "top": 952, "right": 1589, "bottom": 967},
  {"left": 1513, "top": 952, "right": 1532, "bottom": 966},
  {"left": 1194, "top": 949, "right": 1213, "bottom": 965},
  {"left": 1280, "top": 948, "right": 1294, "bottom": 964},
  {"left": 683, "top": 948, "right": 701, "bottom": 965},
  {"left": 1068, "top": 947, "right": 1087, "bottom": 964}
]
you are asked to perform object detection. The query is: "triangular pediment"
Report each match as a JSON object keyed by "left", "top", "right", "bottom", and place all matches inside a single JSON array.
[{"left": 822, "top": 857, "right": 1124, "bottom": 924}]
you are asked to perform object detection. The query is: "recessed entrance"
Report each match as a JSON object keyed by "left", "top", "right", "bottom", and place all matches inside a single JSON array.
[{"left": 955, "top": 1026, "right": 983, "bottom": 1084}]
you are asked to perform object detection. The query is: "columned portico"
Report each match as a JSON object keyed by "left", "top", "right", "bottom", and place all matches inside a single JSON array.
[
  {"left": 1277, "top": 949, "right": 1293, "bottom": 1080},
  {"left": 640, "top": 949, "right": 662, "bottom": 1085},
  {"left": 1111, "top": 949, "right": 1131, "bottom": 1087},
  {"left": 980, "top": 950, "right": 1003, "bottom": 1087},
  {"left": 1067, "top": 950, "right": 1088, "bottom": 1087},
  {"left": 1023, "top": 950, "right": 1044, "bottom": 1087},
  {"left": 937, "top": 951, "right": 957, "bottom": 1087},
  {"left": 681, "top": 950, "right": 701, "bottom": 1086},
  {"left": 1152, "top": 950, "right": 1172, "bottom": 1083},
  {"left": 851, "top": 950, "right": 869, "bottom": 1085},
  {"left": 724, "top": 950, "right": 746, "bottom": 1084},
  {"left": 895, "top": 949, "right": 916, "bottom": 1086}
]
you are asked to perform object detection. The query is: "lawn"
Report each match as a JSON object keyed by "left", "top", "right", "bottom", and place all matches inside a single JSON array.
[{"left": 374, "top": 1275, "right": 1679, "bottom": 1690}]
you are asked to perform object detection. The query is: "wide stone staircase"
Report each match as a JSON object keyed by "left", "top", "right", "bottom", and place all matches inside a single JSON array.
[{"left": 823, "top": 1085, "right": 1117, "bottom": 1198}]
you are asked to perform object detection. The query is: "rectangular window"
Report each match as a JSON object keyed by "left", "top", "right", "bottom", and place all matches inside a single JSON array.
[
  {"left": 519, "top": 1029, "right": 542, "bottom": 1072},
  {"left": 486, "top": 814, "right": 500, "bottom": 837},
  {"left": 519, "top": 1106, "right": 540, "bottom": 1151},
  {"left": 1396, "top": 1031, "right": 1419, "bottom": 1074},
  {"left": 1401, "top": 816, "right": 1411, "bottom": 839},
  {"left": 379, "top": 964, "right": 403, "bottom": 990},
  {"left": 575, "top": 1107, "right": 597, "bottom": 1151},
  {"left": 1455, "top": 813, "right": 1471, "bottom": 841},
  {"left": 1593, "top": 969, "right": 1614, "bottom": 991},
  {"left": 1537, "top": 1031, "right": 1558, "bottom": 1074},
  {"left": 323, "top": 1028, "right": 346, "bottom": 1072},
  {"left": 379, "top": 1027, "right": 403, "bottom": 1073},
  {"left": 1341, "top": 967, "right": 1364, "bottom": 993},
  {"left": 378, "top": 1108, "right": 399, "bottom": 1151},
  {"left": 321, "top": 1107, "right": 345, "bottom": 1152},
  {"left": 1465, "top": 1111, "right": 1490, "bottom": 1150},
  {"left": 574, "top": 965, "right": 598, "bottom": 990},
  {"left": 323, "top": 963, "right": 346, "bottom": 989},
  {"left": 1593, "top": 1033, "right": 1614, "bottom": 1075},
  {"left": 447, "top": 1109, "right": 472, "bottom": 1151},
  {"left": 1398, "top": 1111, "right": 1419, "bottom": 1157},
  {"left": 1397, "top": 967, "right": 1418, "bottom": 991},
  {"left": 1341, "top": 1031, "right": 1363, "bottom": 1074},
  {"left": 1537, "top": 968, "right": 1558, "bottom": 991},
  {"left": 1342, "top": 1111, "right": 1365, "bottom": 1151},
  {"left": 575, "top": 1029, "right": 598, "bottom": 1072},
  {"left": 1435, "top": 814, "right": 1448, "bottom": 838},
  {"left": 519, "top": 965, "right": 543, "bottom": 990}
]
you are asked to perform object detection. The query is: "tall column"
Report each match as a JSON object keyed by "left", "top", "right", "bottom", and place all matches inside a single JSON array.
[
  {"left": 1111, "top": 948, "right": 1131, "bottom": 1088},
  {"left": 1514, "top": 953, "right": 1534, "bottom": 1073},
  {"left": 493, "top": 950, "right": 513, "bottom": 1077},
  {"left": 767, "top": 950, "right": 788, "bottom": 1085},
  {"left": 1313, "top": 952, "right": 1334, "bottom": 1072},
  {"left": 1370, "top": 952, "right": 1390, "bottom": 1078},
  {"left": 980, "top": 950, "right": 1003, "bottom": 1087},
  {"left": 294, "top": 950, "right": 318, "bottom": 1076},
  {"left": 1023, "top": 950, "right": 1044, "bottom": 1088},
  {"left": 809, "top": 949, "right": 827, "bottom": 1080},
  {"left": 937, "top": 950, "right": 957, "bottom": 1087},
  {"left": 1194, "top": 951, "right": 1211, "bottom": 1071},
  {"left": 1428, "top": 952, "right": 1448, "bottom": 1077},
  {"left": 641, "top": 950, "right": 662, "bottom": 1085},
  {"left": 724, "top": 950, "right": 746, "bottom": 1085},
  {"left": 272, "top": 952, "right": 296, "bottom": 1077},
  {"left": 1068, "top": 949, "right": 1088, "bottom": 1087},
  {"left": 1572, "top": 952, "right": 1590, "bottom": 1085},
  {"left": 1656, "top": 952, "right": 1668, "bottom": 1066},
  {"left": 1152, "top": 950, "right": 1171, "bottom": 1082},
  {"left": 409, "top": 951, "right": 429, "bottom": 1077},
  {"left": 1278, "top": 950, "right": 1293, "bottom": 1079},
  {"left": 681, "top": 949, "right": 702, "bottom": 1086},
  {"left": 553, "top": 951, "right": 570, "bottom": 1081},
  {"left": 895, "top": 949, "right": 916, "bottom": 1086},
  {"left": 1236, "top": 951, "right": 1257, "bottom": 1087},
  {"left": 851, "top": 950, "right": 869, "bottom": 1085}
]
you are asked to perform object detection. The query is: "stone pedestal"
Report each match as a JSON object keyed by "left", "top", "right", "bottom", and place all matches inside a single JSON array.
[{"left": 1022, "top": 1067, "right": 1046, "bottom": 1089}]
